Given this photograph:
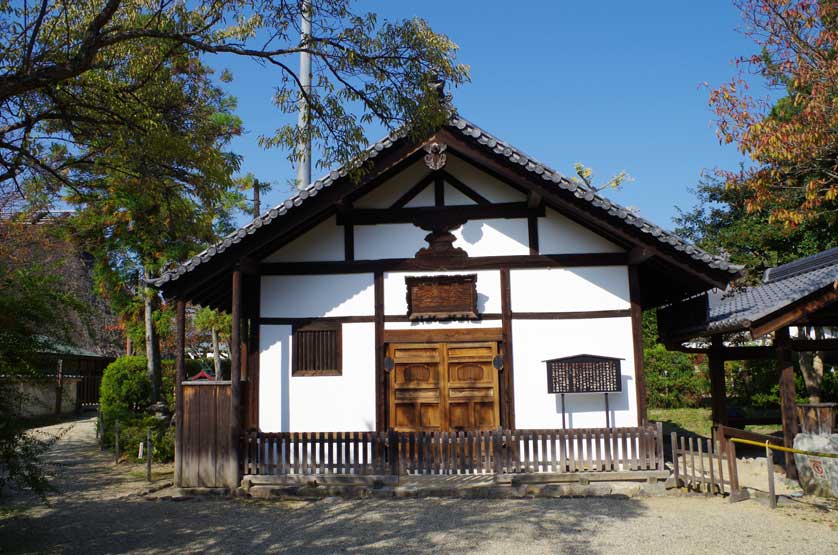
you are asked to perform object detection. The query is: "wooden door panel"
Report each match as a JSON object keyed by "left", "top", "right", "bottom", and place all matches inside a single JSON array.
[
  {"left": 445, "top": 342, "right": 499, "bottom": 431},
  {"left": 388, "top": 340, "right": 500, "bottom": 432}
]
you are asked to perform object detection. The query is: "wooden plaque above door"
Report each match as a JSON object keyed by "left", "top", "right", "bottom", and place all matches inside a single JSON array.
[{"left": 405, "top": 274, "right": 479, "bottom": 320}]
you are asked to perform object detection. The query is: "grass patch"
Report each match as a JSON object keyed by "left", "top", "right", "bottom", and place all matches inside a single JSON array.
[
  {"left": 127, "top": 469, "right": 174, "bottom": 482},
  {"left": 649, "top": 407, "right": 713, "bottom": 437},
  {"left": 650, "top": 407, "right": 784, "bottom": 438}
]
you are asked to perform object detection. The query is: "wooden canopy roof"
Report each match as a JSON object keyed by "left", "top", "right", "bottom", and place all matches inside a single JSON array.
[
  {"left": 659, "top": 247, "right": 838, "bottom": 345},
  {"left": 151, "top": 112, "right": 742, "bottom": 311}
]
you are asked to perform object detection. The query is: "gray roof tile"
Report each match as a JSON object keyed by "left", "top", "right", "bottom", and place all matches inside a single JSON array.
[{"left": 704, "top": 257, "right": 838, "bottom": 334}]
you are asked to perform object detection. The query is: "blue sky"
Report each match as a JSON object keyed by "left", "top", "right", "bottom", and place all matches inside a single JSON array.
[{"left": 210, "top": 1, "right": 767, "bottom": 230}]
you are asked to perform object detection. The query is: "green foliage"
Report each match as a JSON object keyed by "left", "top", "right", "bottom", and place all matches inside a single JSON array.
[
  {"left": 0, "top": 221, "right": 83, "bottom": 498},
  {"left": 643, "top": 311, "right": 709, "bottom": 409},
  {"left": 99, "top": 356, "right": 175, "bottom": 462},
  {"left": 675, "top": 173, "right": 837, "bottom": 282},
  {"left": 99, "top": 356, "right": 152, "bottom": 433}
]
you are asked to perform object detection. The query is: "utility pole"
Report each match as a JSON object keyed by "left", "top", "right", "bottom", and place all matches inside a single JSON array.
[
  {"left": 252, "top": 179, "right": 261, "bottom": 218},
  {"left": 296, "top": 0, "right": 312, "bottom": 189}
]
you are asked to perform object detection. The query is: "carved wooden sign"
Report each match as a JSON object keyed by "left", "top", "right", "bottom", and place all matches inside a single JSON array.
[{"left": 405, "top": 274, "right": 479, "bottom": 320}]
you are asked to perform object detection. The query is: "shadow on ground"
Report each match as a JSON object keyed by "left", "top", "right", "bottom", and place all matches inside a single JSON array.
[{"left": 0, "top": 419, "right": 650, "bottom": 555}]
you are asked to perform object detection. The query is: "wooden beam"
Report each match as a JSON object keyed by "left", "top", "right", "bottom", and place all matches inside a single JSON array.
[
  {"left": 709, "top": 336, "right": 727, "bottom": 426},
  {"left": 383, "top": 327, "right": 503, "bottom": 344},
  {"left": 336, "top": 202, "right": 543, "bottom": 226},
  {"left": 791, "top": 338, "right": 838, "bottom": 351},
  {"left": 443, "top": 171, "right": 491, "bottom": 205},
  {"left": 628, "top": 265, "right": 647, "bottom": 426},
  {"left": 527, "top": 190, "right": 542, "bottom": 209},
  {"left": 775, "top": 327, "right": 798, "bottom": 480},
  {"left": 500, "top": 268, "right": 515, "bottom": 429},
  {"left": 374, "top": 272, "right": 386, "bottom": 432},
  {"left": 344, "top": 223, "right": 354, "bottom": 262},
  {"left": 174, "top": 299, "right": 186, "bottom": 488},
  {"left": 628, "top": 246, "right": 656, "bottom": 265},
  {"left": 751, "top": 287, "right": 838, "bottom": 338},
  {"left": 512, "top": 309, "right": 631, "bottom": 319},
  {"left": 434, "top": 174, "right": 444, "bottom": 207},
  {"left": 229, "top": 268, "right": 242, "bottom": 489},
  {"left": 260, "top": 252, "right": 628, "bottom": 275},
  {"left": 390, "top": 173, "right": 434, "bottom": 209},
  {"left": 528, "top": 215, "right": 539, "bottom": 255}
]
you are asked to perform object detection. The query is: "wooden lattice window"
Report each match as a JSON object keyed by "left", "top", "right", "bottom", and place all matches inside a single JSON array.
[{"left": 292, "top": 322, "right": 342, "bottom": 376}]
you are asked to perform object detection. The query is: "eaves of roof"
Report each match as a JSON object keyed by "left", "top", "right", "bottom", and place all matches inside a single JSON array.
[{"left": 151, "top": 112, "right": 742, "bottom": 289}]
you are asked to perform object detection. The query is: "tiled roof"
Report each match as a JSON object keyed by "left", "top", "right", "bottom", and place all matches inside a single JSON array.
[
  {"left": 151, "top": 113, "right": 741, "bottom": 288},
  {"left": 703, "top": 249, "right": 838, "bottom": 335}
]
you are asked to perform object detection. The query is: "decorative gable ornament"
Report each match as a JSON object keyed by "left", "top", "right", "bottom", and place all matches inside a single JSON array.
[{"left": 423, "top": 142, "right": 447, "bottom": 170}]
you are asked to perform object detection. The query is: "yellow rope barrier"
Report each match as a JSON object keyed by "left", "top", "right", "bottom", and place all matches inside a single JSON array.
[{"left": 729, "top": 437, "right": 838, "bottom": 458}]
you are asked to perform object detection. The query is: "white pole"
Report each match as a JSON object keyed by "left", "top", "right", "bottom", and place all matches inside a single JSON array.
[{"left": 297, "top": 0, "right": 312, "bottom": 189}]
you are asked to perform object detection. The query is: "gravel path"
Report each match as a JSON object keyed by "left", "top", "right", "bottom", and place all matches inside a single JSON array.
[{"left": 1, "top": 418, "right": 836, "bottom": 555}]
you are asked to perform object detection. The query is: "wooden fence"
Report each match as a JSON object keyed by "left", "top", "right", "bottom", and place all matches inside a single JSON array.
[
  {"left": 670, "top": 432, "right": 728, "bottom": 494},
  {"left": 241, "top": 423, "right": 664, "bottom": 477}
]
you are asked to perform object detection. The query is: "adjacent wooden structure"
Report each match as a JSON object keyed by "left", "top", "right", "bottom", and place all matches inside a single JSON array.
[{"left": 660, "top": 248, "right": 838, "bottom": 480}]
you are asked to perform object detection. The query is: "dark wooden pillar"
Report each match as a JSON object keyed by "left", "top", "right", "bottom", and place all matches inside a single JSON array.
[
  {"left": 374, "top": 271, "right": 385, "bottom": 431},
  {"left": 709, "top": 335, "right": 728, "bottom": 426},
  {"left": 775, "top": 326, "right": 798, "bottom": 479},
  {"left": 229, "top": 268, "right": 243, "bottom": 489},
  {"left": 174, "top": 298, "right": 186, "bottom": 487},
  {"left": 500, "top": 268, "right": 515, "bottom": 429},
  {"left": 628, "top": 265, "right": 647, "bottom": 426}
]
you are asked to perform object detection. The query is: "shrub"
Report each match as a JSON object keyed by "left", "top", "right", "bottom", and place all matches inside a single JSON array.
[
  {"left": 644, "top": 343, "right": 708, "bottom": 408},
  {"left": 99, "top": 356, "right": 173, "bottom": 462}
]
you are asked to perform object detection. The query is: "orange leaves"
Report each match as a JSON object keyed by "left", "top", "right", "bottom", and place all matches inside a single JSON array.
[{"left": 711, "top": 0, "right": 838, "bottom": 225}]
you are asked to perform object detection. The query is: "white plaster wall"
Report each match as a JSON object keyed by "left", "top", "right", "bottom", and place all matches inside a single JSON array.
[
  {"left": 259, "top": 323, "right": 376, "bottom": 432},
  {"left": 262, "top": 216, "right": 344, "bottom": 262},
  {"left": 539, "top": 208, "right": 624, "bottom": 255},
  {"left": 510, "top": 267, "right": 630, "bottom": 312},
  {"left": 404, "top": 185, "right": 435, "bottom": 208},
  {"left": 384, "top": 269, "right": 502, "bottom": 316},
  {"left": 354, "top": 223, "right": 427, "bottom": 260},
  {"left": 446, "top": 156, "right": 526, "bottom": 203},
  {"left": 261, "top": 274, "right": 374, "bottom": 318},
  {"left": 443, "top": 183, "right": 476, "bottom": 206},
  {"left": 354, "top": 159, "right": 429, "bottom": 208},
  {"left": 512, "top": 318, "right": 637, "bottom": 429},
  {"left": 453, "top": 219, "right": 530, "bottom": 257}
]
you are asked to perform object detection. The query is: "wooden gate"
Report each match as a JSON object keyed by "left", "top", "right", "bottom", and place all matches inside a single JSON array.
[
  {"left": 179, "top": 381, "right": 232, "bottom": 488},
  {"left": 388, "top": 342, "right": 500, "bottom": 432}
]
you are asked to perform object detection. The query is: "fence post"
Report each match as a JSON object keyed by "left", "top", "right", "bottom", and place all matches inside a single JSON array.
[
  {"left": 114, "top": 419, "right": 120, "bottom": 464},
  {"left": 670, "top": 431, "right": 679, "bottom": 487},
  {"left": 146, "top": 428, "right": 153, "bottom": 482},
  {"left": 766, "top": 443, "right": 776, "bottom": 509},
  {"left": 493, "top": 428, "right": 503, "bottom": 476},
  {"left": 656, "top": 421, "right": 664, "bottom": 471},
  {"left": 98, "top": 411, "right": 105, "bottom": 450},
  {"left": 387, "top": 429, "right": 398, "bottom": 476}
]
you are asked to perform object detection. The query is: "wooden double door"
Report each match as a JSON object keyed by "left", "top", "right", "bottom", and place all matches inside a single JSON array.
[{"left": 387, "top": 342, "right": 500, "bottom": 432}]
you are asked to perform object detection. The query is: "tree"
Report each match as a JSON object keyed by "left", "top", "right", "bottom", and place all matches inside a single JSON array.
[
  {"left": 193, "top": 307, "right": 232, "bottom": 380},
  {"left": 3, "top": 2, "right": 468, "bottom": 401},
  {"left": 1, "top": 0, "right": 469, "bottom": 199},
  {"left": 676, "top": 175, "right": 837, "bottom": 403},
  {"left": 0, "top": 215, "right": 82, "bottom": 497},
  {"left": 710, "top": 0, "right": 838, "bottom": 226}
]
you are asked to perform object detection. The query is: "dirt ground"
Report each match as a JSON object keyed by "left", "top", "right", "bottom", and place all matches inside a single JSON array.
[{"left": 1, "top": 417, "right": 837, "bottom": 555}]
